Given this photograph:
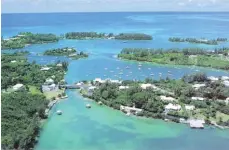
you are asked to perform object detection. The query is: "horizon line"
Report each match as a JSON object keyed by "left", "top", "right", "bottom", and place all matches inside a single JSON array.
[{"left": 2, "top": 11, "right": 229, "bottom": 14}]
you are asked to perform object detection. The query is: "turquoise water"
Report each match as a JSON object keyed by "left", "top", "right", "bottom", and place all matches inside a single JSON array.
[{"left": 2, "top": 12, "right": 229, "bottom": 150}]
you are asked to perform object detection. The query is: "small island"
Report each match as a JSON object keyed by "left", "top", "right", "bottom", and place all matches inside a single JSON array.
[
  {"left": 1, "top": 52, "right": 69, "bottom": 150},
  {"left": 168, "top": 37, "right": 228, "bottom": 45},
  {"left": 65, "top": 32, "right": 153, "bottom": 40},
  {"left": 43, "top": 47, "right": 88, "bottom": 59},
  {"left": 118, "top": 48, "right": 229, "bottom": 70},
  {"left": 78, "top": 73, "right": 229, "bottom": 129},
  {"left": 1, "top": 32, "right": 59, "bottom": 50}
]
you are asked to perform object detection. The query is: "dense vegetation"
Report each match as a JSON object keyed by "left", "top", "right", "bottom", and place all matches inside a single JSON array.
[
  {"left": 118, "top": 48, "right": 229, "bottom": 70},
  {"left": 168, "top": 37, "right": 228, "bottom": 45},
  {"left": 65, "top": 32, "right": 152, "bottom": 40},
  {"left": 2, "top": 92, "right": 47, "bottom": 150},
  {"left": 44, "top": 47, "right": 76, "bottom": 56},
  {"left": 1, "top": 32, "right": 59, "bottom": 49},
  {"left": 114, "top": 33, "right": 152, "bottom": 40},
  {"left": 87, "top": 72, "right": 229, "bottom": 126},
  {"left": 65, "top": 32, "right": 113, "bottom": 39},
  {"left": 44, "top": 47, "right": 88, "bottom": 59},
  {"left": 1, "top": 52, "right": 68, "bottom": 149},
  {"left": 1, "top": 53, "right": 67, "bottom": 90}
]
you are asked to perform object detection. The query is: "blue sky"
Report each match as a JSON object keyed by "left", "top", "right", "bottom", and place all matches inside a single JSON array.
[{"left": 2, "top": 0, "right": 229, "bottom": 13}]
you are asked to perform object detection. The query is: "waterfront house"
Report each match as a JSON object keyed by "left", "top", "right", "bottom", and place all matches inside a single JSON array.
[
  {"left": 221, "top": 76, "right": 229, "bottom": 80},
  {"left": 109, "top": 79, "right": 122, "bottom": 84},
  {"left": 160, "top": 95, "right": 176, "bottom": 102},
  {"left": 120, "top": 105, "right": 142, "bottom": 115},
  {"left": 42, "top": 84, "right": 58, "bottom": 92},
  {"left": 165, "top": 103, "right": 181, "bottom": 111},
  {"left": 56, "top": 63, "right": 62, "bottom": 67},
  {"left": 185, "top": 105, "right": 195, "bottom": 111},
  {"left": 191, "top": 97, "right": 205, "bottom": 101},
  {"left": 189, "top": 119, "right": 205, "bottom": 129},
  {"left": 208, "top": 76, "right": 218, "bottom": 82},
  {"left": 223, "top": 80, "right": 229, "bottom": 87},
  {"left": 69, "top": 53, "right": 77, "bottom": 57},
  {"left": 88, "top": 86, "right": 96, "bottom": 92},
  {"left": 94, "top": 78, "right": 106, "bottom": 84},
  {"left": 119, "top": 86, "right": 129, "bottom": 90},
  {"left": 13, "top": 83, "right": 24, "bottom": 91}
]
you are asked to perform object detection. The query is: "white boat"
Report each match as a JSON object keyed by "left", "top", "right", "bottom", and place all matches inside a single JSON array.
[{"left": 56, "top": 110, "right": 62, "bottom": 115}]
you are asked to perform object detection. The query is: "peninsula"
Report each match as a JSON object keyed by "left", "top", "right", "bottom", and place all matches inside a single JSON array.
[
  {"left": 118, "top": 48, "right": 229, "bottom": 70},
  {"left": 168, "top": 37, "right": 228, "bottom": 45},
  {"left": 43, "top": 47, "right": 88, "bottom": 59},
  {"left": 65, "top": 32, "right": 153, "bottom": 40},
  {"left": 1, "top": 32, "right": 59, "bottom": 50},
  {"left": 1, "top": 52, "right": 68, "bottom": 150},
  {"left": 78, "top": 73, "right": 229, "bottom": 128}
]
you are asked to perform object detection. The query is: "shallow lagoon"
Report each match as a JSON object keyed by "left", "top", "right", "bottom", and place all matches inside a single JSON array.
[{"left": 2, "top": 12, "right": 229, "bottom": 150}]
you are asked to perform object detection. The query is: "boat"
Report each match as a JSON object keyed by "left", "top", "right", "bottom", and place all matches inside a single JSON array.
[
  {"left": 86, "top": 104, "right": 91, "bottom": 108},
  {"left": 56, "top": 110, "right": 62, "bottom": 115},
  {"left": 126, "top": 66, "right": 130, "bottom": 69},
  {"left": 98, "top": 101, "right": 103, "bottom": 105}
]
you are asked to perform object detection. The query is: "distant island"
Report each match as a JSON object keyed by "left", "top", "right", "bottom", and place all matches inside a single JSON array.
[
  {"left": 118, "top": 48, "right": 229, "bottom": 70},
  {"left": 168, "top": 37, "right": 228, "bottom": 45},
  {"left": 65, "top": 32, "right": 153, "bottom": 40},
  {"left": 44, "top": 47, "right": 88, "bottom": 59},
  {"left": 79, "top": 73, "right": 229, "bottom": 129},
  {"left": 1, "top": 52, "right": 69, "bottom": 150},
  {"left": 1, "top": 32, "right": 59, "bottom": 49}
]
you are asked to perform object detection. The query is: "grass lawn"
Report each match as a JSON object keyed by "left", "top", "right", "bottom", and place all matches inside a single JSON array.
[
  {"left": 28, "top": 85, "right": 42, "bottom": 95},
  {"left": 44, "top": 89, "right": 65, "bottom": 100}
]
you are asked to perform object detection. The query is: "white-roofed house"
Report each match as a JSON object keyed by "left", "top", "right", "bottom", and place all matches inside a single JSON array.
[
  {"left": 56, "top": 63, "right": 62, "bottom": 67},
  {"left": 221, "top": 76, "right": 229, "bottom": 81},
  {"left": 93, "top": 78, "right": 105, "bottom": 84},
  {"left": 223, "top": 80, "right": 229, "bottom": 87},
  {"left": 119, "top": 86, "right": 129, "bottom": 90},
  {"left": 165, "top": 103, "right": 181, "bottom": 111},
  {"left": 41, "top": 67, "right": 51, "bottom": 71},
  {"left": 185, "top": 105, "right": 195, "bottom": 111},
  {"left": 13, "top": 84, "right": 24, "bottom": 91},
  {"left": 140, "top": 83, "right": 156, "bottom": 89},
  {"left": 160, "top": 96, "right": 176, "bottom": 102},
  {"left": 192, "top": 83, "right": 205, "bottom": 90},
  {"left": 208, "top": 76, "right": 218, "bottom": 82},
  {"left": 11, "top": 60, "right": 17, "bottom": 63},
  {"left": 45, "top": 78, "right": 54, "bottom": 85},
  {"left": 191, "top": 97, "right": 205, "bottom": 101}
]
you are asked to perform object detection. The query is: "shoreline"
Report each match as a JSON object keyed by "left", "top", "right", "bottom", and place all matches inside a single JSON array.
[
  {"left": 118, "top": 57, "right": 229, "bottom": 73},
  {"left": 78, "top": 90, "right": 229, "bottom": 130}
]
